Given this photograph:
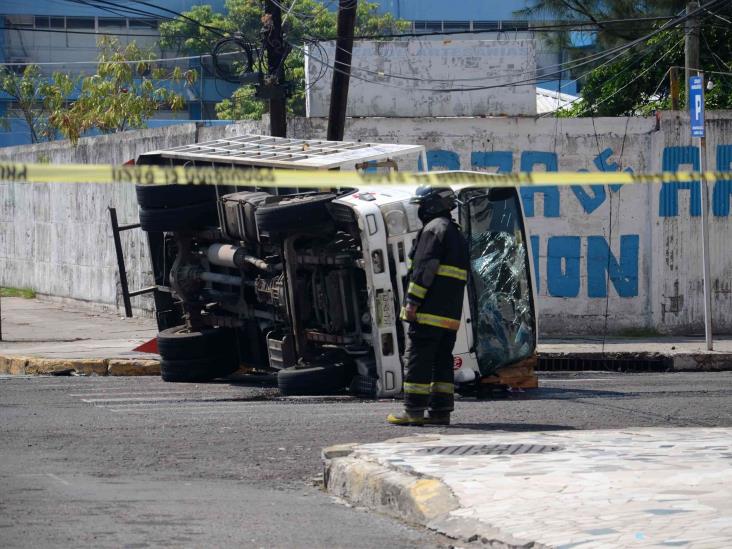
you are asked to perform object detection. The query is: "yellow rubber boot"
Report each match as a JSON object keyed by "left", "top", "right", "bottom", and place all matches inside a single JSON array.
[{"left": 386, "top": 411, "right": 425, "bottom": 426}]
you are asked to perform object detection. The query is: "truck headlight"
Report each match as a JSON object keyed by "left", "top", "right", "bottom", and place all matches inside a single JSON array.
[{"left": 381, "top": 204, "right": 408, "bottom": 236}]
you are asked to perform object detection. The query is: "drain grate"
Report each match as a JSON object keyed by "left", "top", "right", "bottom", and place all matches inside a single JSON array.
[
  {"left": 417, "top": 444, "right": 563, "bottom": 456},
  {"left": 538, "top": 356, "right": 671, "bottom": 372}
]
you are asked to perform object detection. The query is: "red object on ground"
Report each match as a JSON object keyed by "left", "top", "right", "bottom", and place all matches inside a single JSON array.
[{"left": 133, "top": 337, "right": 158, "bottom": 354}]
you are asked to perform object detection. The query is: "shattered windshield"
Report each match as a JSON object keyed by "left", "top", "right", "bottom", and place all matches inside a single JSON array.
[{"left": 462, "top": 189, "right": 536, "bottom": 376}]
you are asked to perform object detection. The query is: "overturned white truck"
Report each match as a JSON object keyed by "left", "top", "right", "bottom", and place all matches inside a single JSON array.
[{"left": 134, "top": 134, "right": 538, "bottom": 397}]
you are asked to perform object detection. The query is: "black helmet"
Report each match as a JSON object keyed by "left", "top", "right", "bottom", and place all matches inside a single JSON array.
[{"left": 410, "top": 186, "right": 457, "bottom": 220}]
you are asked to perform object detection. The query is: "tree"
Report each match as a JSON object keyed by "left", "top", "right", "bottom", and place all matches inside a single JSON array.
[
  {"left": 524, "top": 1, "right": 732, "bottom": 116},
  {"left": 50, "top": 37, "right": 196, "bottom": 144},
  {"left": 0, "top": 65, "right": 73, "bottom": 143},
  {"left": 158, "top": 0, "right": 410, "bottom": 119}
]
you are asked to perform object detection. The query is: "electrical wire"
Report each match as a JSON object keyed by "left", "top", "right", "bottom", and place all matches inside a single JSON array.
[
  {"left": 294, "top": 2, "right": 718, "bottom": 90},
  {"left": 582, "top": 37, "right": 684, "bottom": 115},
  {"left": 0, "top": 26, "right": 166, "bottom": 38}
]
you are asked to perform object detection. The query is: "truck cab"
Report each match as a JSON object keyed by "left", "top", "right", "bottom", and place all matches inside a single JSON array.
[{"left": 134, "top": 135, "right": 537, "bottom": 397}]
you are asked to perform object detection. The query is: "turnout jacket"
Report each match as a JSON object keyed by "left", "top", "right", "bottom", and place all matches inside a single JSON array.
[{"left": 400, "top": 215, "right": 469, "bottom": 331}]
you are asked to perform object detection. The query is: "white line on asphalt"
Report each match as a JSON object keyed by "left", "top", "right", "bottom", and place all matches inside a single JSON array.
[
  {"left": 45, "top": 473, "right": 70, "bottom": 486},
  {"left": 540, "top": 378, "right": 618, "bottom": 383},
  {"left": 81, "top": 396, "right": 248, "bottom": 403},
  {"left": 70, "top": 391, "right": 243, "bottom": 397}
]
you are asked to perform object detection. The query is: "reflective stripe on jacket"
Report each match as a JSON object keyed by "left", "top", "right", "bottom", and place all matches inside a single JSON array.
[{"left": 400, "top": 216, "right": 469, "bottom": 331}]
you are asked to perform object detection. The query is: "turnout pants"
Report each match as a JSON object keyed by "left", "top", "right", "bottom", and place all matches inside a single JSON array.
[{"left": 403, "top": 325, "right": 457, "bottom": 413}]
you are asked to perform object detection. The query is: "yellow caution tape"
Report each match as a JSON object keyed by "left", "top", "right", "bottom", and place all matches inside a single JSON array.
[{"left": 1, "top": 162, "right": 731, "bottom": 187}]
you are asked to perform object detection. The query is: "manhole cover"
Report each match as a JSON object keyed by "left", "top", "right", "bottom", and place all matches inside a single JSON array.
[{"left": 417, "top": 444, "right": 563, "bottom": 456}]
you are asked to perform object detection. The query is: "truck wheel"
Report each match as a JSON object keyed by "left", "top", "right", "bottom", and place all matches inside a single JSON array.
[
  {"left": 139, "top": 202, "right": 218, "bottom": 232},
  {"left": 277, "top": 362, "right": 350, "bottom": 396},
  {"left": 157, "top": 325, "right": 236, "bottom": 361},
  {"left": 348, "top": 374, "right": 378, "bottom": 398},
  {"left": 135, "top": 184, "right": 216, "bottom": 209},
  {"left": 255, "top": 193, "right": 335, "bottom": 234},
  {"left": 160, "top": 355, "right": 239, "bottom": 383}
]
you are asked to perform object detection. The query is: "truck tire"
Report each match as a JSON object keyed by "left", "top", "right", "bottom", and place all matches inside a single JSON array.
[
  {"left": 348, "top": 374, "right": 378, "bottom": 398},
  {"left": 255, "top": 193, "right": 335, "bottom": 234},
  {"left": 139, "top": 201, "right": 218, "bottom": 232},
  {"left": 157, "top": 325, "right": 236, "bottom": 361},
  {"left": 277, "top": 362, "right": 351, "bottom": 396},
  {"left": 160, "top": 354, "right": 239, "bottom": 383},
  {"left": 135, "top": 184, "right": 216, "bottom": 209}
]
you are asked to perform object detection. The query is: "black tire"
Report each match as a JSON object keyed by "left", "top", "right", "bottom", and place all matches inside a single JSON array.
[
  {"left": 139, "top": 202, "right": 218, "bottom": 232},
  {"left": 277, "top": 362, "right": 351, "bottom": 396},
  {"left": 157, "top": 325, "right": 236, "bottom": 361},
  {"left": 255, "top": 193, "right": 335, "bottom": 234},
  {"left": 160, "top": 354, "right": 239, "bottom": 383},
  {"left": 135, "top": 184, "right": 217, "bottom": 209},
  {"left": 349, "top": 374, "right": 378, "bottom": 398}
]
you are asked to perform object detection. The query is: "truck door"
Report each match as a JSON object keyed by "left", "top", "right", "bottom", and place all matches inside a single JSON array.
[{"left": 459, "top": 187, "right": 537, "bottom": 377}]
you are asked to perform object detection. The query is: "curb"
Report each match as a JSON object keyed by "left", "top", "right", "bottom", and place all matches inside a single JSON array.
[
  {"left": 0, "top": 355, "right": 160, "bottom": 376},
  {"left": 539, "top": 350, "right": 732, "bottom": 371},
  {"left": 322, "top": 444, "right": 540, "bottom": 548}
]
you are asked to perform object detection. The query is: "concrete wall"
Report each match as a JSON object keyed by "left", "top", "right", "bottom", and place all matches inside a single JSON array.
[
  {"left": 2, "top": 113, "right": 731, "bottom": 336},
  {"left": 0, "top": 121, "right": 262, "bottom": 314},
  {"left": 306, "top": 39, "right": 537, "bottom": 117}
]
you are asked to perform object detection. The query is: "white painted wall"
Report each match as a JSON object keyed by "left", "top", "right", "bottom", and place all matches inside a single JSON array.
[{"left": 305, "top": 39, "right": 537, "bottom": 117}]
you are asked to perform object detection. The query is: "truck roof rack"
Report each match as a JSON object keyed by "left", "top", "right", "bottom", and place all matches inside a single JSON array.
[{"left": 137, "top": 133, "right": 426, "bottom": 170}]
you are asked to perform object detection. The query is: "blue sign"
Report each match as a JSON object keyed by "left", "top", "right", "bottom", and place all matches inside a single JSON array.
[{"left": 690, "top": 76, "right": 705, "bottom": 138}]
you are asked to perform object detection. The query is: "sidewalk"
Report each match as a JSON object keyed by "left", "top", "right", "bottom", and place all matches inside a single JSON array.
[
  {"left": 1, "top": 296, "right": 731, "bottom": 374},
  {"left": 0, "top": 297, "right": 159, "bottom": 376},
  {"left": 324, "top": 428, "right": 732, "bottom": 548}
]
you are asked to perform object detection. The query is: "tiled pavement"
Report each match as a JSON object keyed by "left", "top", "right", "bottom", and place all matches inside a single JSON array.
[{"left": 338, "top": 428, "right": 732, "bottom": 548}]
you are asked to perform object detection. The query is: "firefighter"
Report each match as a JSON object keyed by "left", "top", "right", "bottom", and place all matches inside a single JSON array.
[{"left": 387, "top": 186, "right": 469, "bottom": 426}]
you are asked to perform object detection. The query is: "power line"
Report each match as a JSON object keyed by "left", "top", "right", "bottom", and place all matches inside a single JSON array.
[
  {"left": 304, "top": 14, "right": 690, "bottom": 42},
  {"left": 0, "top": 26, "right": 166, "bottom": 38},
  {"left": 295, "top": 1, "right": 718, "bottom": 91}
]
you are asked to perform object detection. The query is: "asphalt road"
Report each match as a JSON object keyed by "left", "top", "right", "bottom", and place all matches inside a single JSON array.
[{"left": 1, "top": 371, "right": 731, "bottom": 548}]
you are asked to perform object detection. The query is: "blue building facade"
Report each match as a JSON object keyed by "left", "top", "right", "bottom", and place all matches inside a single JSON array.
[{"left": 0, "top": 0, "right": 236, "bottom": 146}]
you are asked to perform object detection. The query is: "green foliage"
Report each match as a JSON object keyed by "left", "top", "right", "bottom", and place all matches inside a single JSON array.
[
  {"left": 215, "top": 86, "right": 266, "bottom": 119},
  {"left": 158, "top": 5, "right": 235, "bottom": 55},
  {"left": 525, "top": 1, "right": 732, "bottom": 116},
  {"left": 0, "top": 287, "right": 37, "bottom": 299},
  {"left": 0, "top": 65, "right": 73, "bottom": 143},
  {"left": 559, "top": 22, "right": 732, "bottom": 116},
  {"left": 158, "top": 1, "right": 410, "bottom": 119},
  {"left": 49, "top": 37, "right": 195, "bottom": 144}
]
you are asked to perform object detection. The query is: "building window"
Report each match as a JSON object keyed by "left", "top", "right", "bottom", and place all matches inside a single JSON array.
[
  {"left": 443, "top": 21, "right": 470, "bottom": 32},
  {"left": 129, "top": 19, "right": 159, "bottom": 29},
  {"left": 413, "top": 21, "right": 442, "bottom": 33},
  {"left": 473, "top": 21, "right": 500, "bottom": 31},
  {"left": 50, "top": 17, "right": 65, "bottom": 29},
  {"left": 34, "top": 16, "right": 50, "bottom": 28},
  {"left": 99, "top": 18, "right": 126, "bottom": 28},
  {"left": 503, "top": 20, "right": 529, "bottom": 31},
  {"left": 67, "top": 17, "right": 95, "bottom": 29},
  {"left": 8, "top": 16, "right": 34, "bottom": 29}
]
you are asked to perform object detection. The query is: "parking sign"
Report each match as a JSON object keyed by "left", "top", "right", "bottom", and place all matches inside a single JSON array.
[{"left": 690, "top": 76, "right": 705, "bottom": 138}]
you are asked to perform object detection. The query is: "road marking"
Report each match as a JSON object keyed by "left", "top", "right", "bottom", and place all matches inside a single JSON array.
[
  {"left": 45, "top": 473, "right": 70, "bottom": 486},
  {"left": 70, "top": 391, "right": 242, "bottom": 398},
  {"left": 80, "top": 396, "right": 253, "bottom": 403}
]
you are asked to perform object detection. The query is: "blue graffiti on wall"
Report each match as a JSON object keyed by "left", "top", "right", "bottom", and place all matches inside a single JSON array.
[
  {"left": 659, "top": 145, "right": 732, "bottom": 216},
  {"left": 423, "top": 144, "right": 732, "bottom": 299}
]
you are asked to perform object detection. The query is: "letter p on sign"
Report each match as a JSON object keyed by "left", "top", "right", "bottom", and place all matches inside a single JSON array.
[{"left": 690, "top": 76, "right": 705, "bottom": 138}]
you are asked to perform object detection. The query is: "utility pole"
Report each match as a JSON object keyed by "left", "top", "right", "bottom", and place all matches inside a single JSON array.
[
  {"left": 684, "top": 1, "right": 700, "bottom": 107},
  {"left": 670, "top": 66, "right": 680, "bottom": 110},
  {"left": 327, "top": 0, "right": 358, "bottom": 142},
  {"left": 264, "top": 0, "right": 287, "bottom": 137}
]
